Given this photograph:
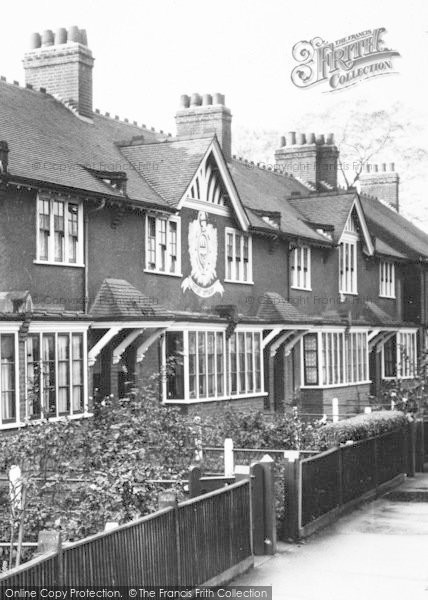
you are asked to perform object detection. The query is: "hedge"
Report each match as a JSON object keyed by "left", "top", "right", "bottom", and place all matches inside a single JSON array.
[{"left": 317, "top": 410, "right": 409, "bottom": 449}]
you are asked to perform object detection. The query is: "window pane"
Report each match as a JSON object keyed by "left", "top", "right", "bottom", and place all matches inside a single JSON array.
[
  {"left": 238, "top": 332, "right": 245, "bottom": 393},
  {"left": 246, "top": 333, "right": 253, "bottom": 392},
  {"left": 1, "top": 335, "right": 15, "bottom": 422},
  {"left": 68, "top": 203, "right": 79, "bottom": 264},
  {"left": 27, "top": 335, "right": 41, "bottom": 418},
  {"left": 189, "top": 332, "right": 196, "bottom": 399},
  {"left": 165, "top": 332, "right": 184, "bottom": 400},
  {"left": 230, "top": 334, "right": 237, "bottom": 394},
  {"left": 169, "top": 221, "right": 177, "bottom": 273},
  {"left": 216, "top": 332, "right": 224, "bottom": 396},
  {"left": 72, "top": 334, "right": 84, "bottom": 413},
  {"left": 303, "top": 333, "right": 318, "bottom": 385},
  {"left": 207, "top": 333, "right": 215, "bottom": 397},
  {"left": 254, "top": 333, "right": 261, "bottom": 392},
  {"left": 198, "top": 332, "right": 207, "bottom": 398},
  {"left": 42, "top": 334, "right": 56, "bottom": 416}
]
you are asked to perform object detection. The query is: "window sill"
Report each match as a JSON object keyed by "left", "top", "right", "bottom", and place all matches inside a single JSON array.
[
  {"left": 379, "top": 294, "right": 396, "bottom": 300},
  {"left": 34, "top": 260, "right": 85, "bottom": 268},
  {"left": 163, "top": 392, "right": 268, "bottom": 405},
  {"left": 224, "top": 279, "right": 254, "bottom": 286},
  {"left": 0, "top": 421, "right": 25, "bottom": 430},
  {"left": 382, "top": 376, "right": 415, "bottom": 381},
  {"left": 301, "top": 381, "right": 372, "bottom": 389},
  {"left": 24, "top": 412, "right": 93, "bottom": 425},
  {"left": 291, "top": 286, "right": 312, "bottom": 292},
  {"left": 144, "top": 269, "right": 183, "bottom": 278},
  {"left": 338, "top": 291, "right": 358, "bottom": 296}
]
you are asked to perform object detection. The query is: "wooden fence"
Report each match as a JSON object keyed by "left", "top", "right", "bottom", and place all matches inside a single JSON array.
[
  {"left": 0, "top": 479, "right": 252, "bottom": 588},
  {"left": 282, "top": 426, "right": 409, "bottom": 540}
]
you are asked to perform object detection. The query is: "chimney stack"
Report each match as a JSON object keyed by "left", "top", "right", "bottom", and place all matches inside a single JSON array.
[
  {"left": 274, "top": 132, "right": 339, "bottom": 189},
  {"left": 359, "top": 163, "right": 399, "bottom": 212},
  {"left": 23, "top": 26, "right": 94, "bottom": 118},
  {"left": 175, "top": 93, "right": 232, "bottom": 162}
]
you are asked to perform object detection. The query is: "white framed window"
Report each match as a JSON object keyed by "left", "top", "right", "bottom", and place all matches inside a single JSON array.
[
  {"left": 145, "top": 215, "right": 181, "bottom": 275},
  {"left": 382, "top": 330, "right": 417, "bottom": 379},
  {"left": 25, "top": 330, "right": 88, "bottom": 419},
  {"left": 225, "top": 228, "right": 253, "bottom": 284},
  {"left": 339, "top": 235, "right": 358, "bottom": 294},
  {"left": 163, "top": 328, "right": 263, "bottom": 402},
  {"left": 302, "top": 330, "right": 368, "bottom": 387},
  {"left": 36, "top": 196, "right": 84, "bottom": 265},
  {"left": 0, "top": 333, "right": 18, "bottom": 426},
  {"left": 379, "top": 261, "right": 395, "bottom": 298},
  {"left": 291, "top": 245, "right": 311, "bottom": 290}
]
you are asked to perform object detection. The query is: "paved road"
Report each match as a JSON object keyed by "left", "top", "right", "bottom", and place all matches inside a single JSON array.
[{"left": 232, "top": 477, "right": 428, "bottom": 600}]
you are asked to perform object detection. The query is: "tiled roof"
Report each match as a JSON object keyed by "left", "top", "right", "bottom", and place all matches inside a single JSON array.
[
  {"left": 256, "top": 292, "right": 316, "bottom": 323},
  {"left": 120, "top": 138, "right": 212, "bottom": 207},
  {"left": 229, "top": 161, "right": 332, "bottom": 244},
  {"left": 89, "top": 279, "right": 170, "bottom": 318},
  {"left": 0, "top": 80, "right": 168, "bottom": 207},
  {"left": 287, "top": 192, "right": 356, "bottom": 243},
  {"left": 360, "top": 193, "right": 428, "bottom": 260}
]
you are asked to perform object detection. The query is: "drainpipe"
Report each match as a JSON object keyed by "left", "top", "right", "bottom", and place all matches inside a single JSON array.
[{"left": 84, "top": 199, "right": 106, "bottom": 312}]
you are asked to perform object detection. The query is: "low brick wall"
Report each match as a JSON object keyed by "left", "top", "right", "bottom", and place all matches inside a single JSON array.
[{"left": 300, "top": 384, "right": 371, "bottom": 417}]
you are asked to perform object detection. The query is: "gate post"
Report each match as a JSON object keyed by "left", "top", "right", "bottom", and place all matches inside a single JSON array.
[
  {"left": 415, "top": 417, "right": 425, "bottom": 473},
  {"left": 250, "top": 462, "right": 264, "bottom": 555},
  {"left": 407, "top": 420, "right": 416, "bottom": 478},
  {"left": 259, "top": 454, "right": 276, "bottom": 555},
  {"left": 188, "top": 465, "right": 202, "bottom": 498},
  {"left": 281, "top": 451, "right": 300, "bottom": 542}
]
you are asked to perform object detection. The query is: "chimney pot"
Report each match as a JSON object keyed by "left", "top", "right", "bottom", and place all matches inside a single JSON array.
[
  {"left": 202, "top": 94, "right": 213, "bottom": 106},
  {"left": 382, "top": 163, "right": 387, "bottom": 171},
  {"left": 55, "top": 28, "right": 67, "bottom": 45},
  {"left": 316, "top": 134, "right": 325, "bottom": 145},
  {"left": 41, "top": 30, "right": 54, "bottom": 46},
  {"left": 179, "top": 94, "right": 190, "bottom": 108},
  {"left": 213, "top": 93, "right": 225, "bottom": 105},
  {"left": 280, "top": 136, "right": 286, "bottom": 147},
  {"left": 67, "top": 26, "right": 80, "bottom": 43},
  {"left": 79, "top": 29, "right": 88, "bottom": 46},
  {"left": 390, "top": 162, "right": 395, "bottom": 171},
  {"left": 190, "top": 93, "right": 202, "bottom": 106},
  {"left": 374, "top": 164, "right": 379, "bottom": 173},
  {"left": 287, "top": 132, "right": 296, "bottom": 146},
  {"left": 30, "top": 32, "right": 42, "bottom": 49},
  {"left": 326, "top": 133, "right": 335, "bottom": 145},
  {"left": 307, "top": 133, "right": 316, "bottom": 144},
  {"left": 297, "top": 133, "right": 306, "bottom": 145}
]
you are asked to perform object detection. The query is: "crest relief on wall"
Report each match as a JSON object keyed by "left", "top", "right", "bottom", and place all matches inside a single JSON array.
[{"left": 181, "top": 211, "right": 224, "bottom": 298}]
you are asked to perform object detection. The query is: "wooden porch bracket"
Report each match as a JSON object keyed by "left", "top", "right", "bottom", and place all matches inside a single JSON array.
[
  {"left": 262, "top": 328, "right": 282, "bottom": 349},
  {"left": 269, "top": 331, "right": 295, "bottom": 358},
  {"left": 88, "top": 326, "right": 122, "bottom": 367},
  {"left": 284, "top": 330, "right": 309, "bottom": 357},
  {"left": 375, "top": 331, "right": 397, "bottom": 354},
  {"left": 112, "top": 328, "right": 145, "bottom": 365},
  {"left": 136, "top": 328, "right": 167, "bottom": 363}
]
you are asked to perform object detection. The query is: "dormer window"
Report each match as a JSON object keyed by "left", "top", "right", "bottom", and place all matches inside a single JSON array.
[
  {"left": 379, "top": 261, "right": 395, "bottom": 298},
  {"left": 339, "top": 234, "right": 358, "bottom": 295},
  {"left": 291, "top": 245, "right": 311, "bottom": 290},
  {"left": 36, "top": 196, "right": 84, "bottom": 266}
]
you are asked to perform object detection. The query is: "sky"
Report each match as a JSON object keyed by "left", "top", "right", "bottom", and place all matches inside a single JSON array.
[{"left": 0, "top": 0, "right": 427, "bottom": 219}]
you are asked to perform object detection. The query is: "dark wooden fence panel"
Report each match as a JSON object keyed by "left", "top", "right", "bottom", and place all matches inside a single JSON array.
[
  {"left": 0, "top": 480, "right": 251, "bottom": 589},
  {"left": 301, "top": 449, "right": 341, "bottom": 527},
  {"left": 342, "top": 438, "right": 376, "bottom": 503},
  {"left": 376, "top": 429, "right": 405, "bottom": 485}
]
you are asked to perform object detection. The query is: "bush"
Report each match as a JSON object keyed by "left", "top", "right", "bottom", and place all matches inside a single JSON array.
[{"left": 317, "top": 410, "right": 408, "bottom": 450}]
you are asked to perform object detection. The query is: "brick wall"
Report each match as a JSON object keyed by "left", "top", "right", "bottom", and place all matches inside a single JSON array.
[{"left": 300, "top": 383, "right": 371, "bottom": 417}]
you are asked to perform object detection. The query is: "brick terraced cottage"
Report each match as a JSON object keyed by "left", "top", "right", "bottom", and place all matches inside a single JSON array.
[{"left": 0, "top": 25, "right": 426, "bottom": 429}]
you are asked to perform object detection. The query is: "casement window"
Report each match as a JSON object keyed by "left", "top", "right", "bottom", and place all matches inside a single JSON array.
[
  {"left": 303, "top": 333, "right": 318, "bottom": 385},
  {"left": 0, "top": 334, "right": 17, "bottom": 425},
  {"left": 379, "top": 261, "right": 395, "bottom": 298},
  {"left": 339, "top": 237, "right": 357, "bottom": 294},
  {"left": 383, "top": 331, "right": 417, "bottom": 379},
  {"left": 145, "top": 215, "right": 181, "bottom": 275},
  {"left": 26, "top": 331, "right": 86, "bottom": 419},
  {"left": 164, "top": 329, "right": 262, "bottom": 402},
  {"left": 37, "top": 196, "right": 83, "bottom": 265},
  {"left": 291, "top": 246, "right": 311, "bottom": 290},
  {"left": 302, "top": 331, "right": 368, "bottom": 387},
  {"left": 225, "top": 229, "right": 253, "bottom": 283}
]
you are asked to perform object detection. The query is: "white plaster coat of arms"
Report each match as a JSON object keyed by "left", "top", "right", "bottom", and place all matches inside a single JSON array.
[{"left": 181, "top": 211, "right": 224, "bottom": 298}]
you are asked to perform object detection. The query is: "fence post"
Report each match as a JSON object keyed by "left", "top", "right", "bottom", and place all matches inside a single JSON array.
[
  {"left": 259, "top": 455, "right": 276, "bottom": 555},
  {"left": 224, "top": 438, "right": 234, "bottom": 477},
  {"left": 332, "top": 398, "right": 339, "bottom": 423},
  {"left": 250, "top": 462, "right": 264, "bottom": 555},
  {"left": 281, "top": 451, "right": 300, "bottom": 542},
  {"left": 415, "top": 417, "right": 425, "bottom": 473},
  {"left": 407, "top": 420, "right": 416, "bottom": 478},
  {"left": 56, "top": 532, "right": 64, "bottom": 587},
  {"left": 188, "top": 465, "right": 202, "bottom": 498}
]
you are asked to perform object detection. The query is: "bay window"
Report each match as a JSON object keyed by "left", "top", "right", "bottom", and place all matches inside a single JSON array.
[
  {"left": 225, "top": 229, "right": 253, "bottom": 283},
  {"left": 164, "top": 329, "right": 263, "bottom": 401},
  {"left": 382, "top": 331, "right": 417, "bottom": 379},
  {"left": 291, "top": 246, "right": 311, "bottom": 290},
  {"left": 379, "top": 261, "right": 395, "bottom": 298},
  {"left": 26, "top": 331, "right": 86, "bottom": 419},
  {"left": 302, "top": 330, "right": 368, "bottom": 387},
  {"left": 145, "top": 215, "right": 181, "bottom": 275},
  {"left": 37, "top": 196, "right": 83, "bottom": 265}
]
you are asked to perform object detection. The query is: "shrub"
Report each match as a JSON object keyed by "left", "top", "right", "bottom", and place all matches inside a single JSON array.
[{"left": 316, "top": 410, "right": 408, "bottom": 450}]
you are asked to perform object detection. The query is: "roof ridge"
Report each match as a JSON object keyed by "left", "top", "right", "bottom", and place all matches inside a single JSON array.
[
  {"left": 232, "top": 155, "right": 312, "bottom": 186},
  {"left": 93, "top": 108, "right": 172, "bottom": 137},
  {"left": 0, "top": 76, "right": 49, "bottom": 95}
]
